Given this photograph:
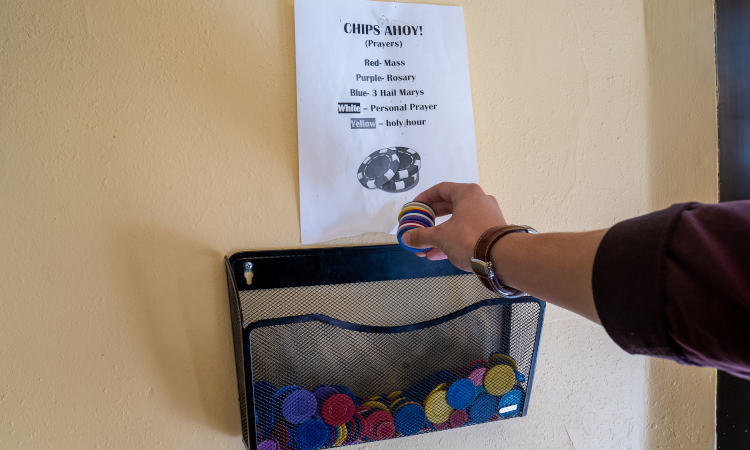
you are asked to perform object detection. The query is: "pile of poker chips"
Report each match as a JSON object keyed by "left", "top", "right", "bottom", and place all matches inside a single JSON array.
[
  {"left": 357, "top": 147, "right": 421, "bottom": 193},
  {"left": 397, "top": 201, "right": 436, "bottom": 253},
  {"left": 253, "top": 353, "right": 526, "bottom": 449}
]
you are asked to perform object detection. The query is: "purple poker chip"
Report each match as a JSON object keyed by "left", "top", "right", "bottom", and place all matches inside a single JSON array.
[
  {"left": 257, "top": 440, "right": 280, "bottom": 450},
  {"left": 281, "top": 389, "right": 317, "bottom": 424},
  {"left": 312, "top": 386, "right": 339, "bottom": 414}
]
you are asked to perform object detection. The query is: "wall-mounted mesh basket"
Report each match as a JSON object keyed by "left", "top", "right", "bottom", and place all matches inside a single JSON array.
[{"left": 226, "top": 245, "right": 545, "bottom": 450}]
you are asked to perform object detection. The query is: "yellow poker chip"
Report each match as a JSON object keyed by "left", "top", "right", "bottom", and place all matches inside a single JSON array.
[
  {"left": 335, "top": 424, "right": 347, "bottom": 445},
  {"left": 484, "top": 365, "right": 516, "bottom": 396},
  {"left": 489, "top": 353, "right": 519, "bottom": 371},
  {"left": 430, "top": 383, "right": 449, "bottom": 395},
  {"left": 424, "top": 390, "right": 453, "bottom": 424},
  {"left": 388, "top": 391, "right": 404, "bottom": 400},
  {"left": 362, "top": 401, "right": 389, "bottom": 411},
  {"left": 390, "top": 398, "right": 411, "bottom": 412}
]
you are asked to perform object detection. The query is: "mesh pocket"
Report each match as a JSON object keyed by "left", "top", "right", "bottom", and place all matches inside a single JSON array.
[{"left": 226, "top": 246, "right": 544, "bottom": 450}]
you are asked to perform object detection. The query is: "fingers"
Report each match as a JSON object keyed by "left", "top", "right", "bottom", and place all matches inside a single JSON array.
[
  {"left": 402, "top": 226, "right": 440, "bottom": 252},
  {"left": 430, "top": 201, "right": 453, "bottom": 217}
]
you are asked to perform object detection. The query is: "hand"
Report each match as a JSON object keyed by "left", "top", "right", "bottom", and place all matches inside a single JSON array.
[{"left": 402, "top": 182, "right": 507, "bottom": 271}]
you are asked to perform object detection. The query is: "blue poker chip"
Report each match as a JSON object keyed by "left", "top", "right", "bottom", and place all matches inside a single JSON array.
[
  {"left": 253, "top": 381, "right": 278, "bottom": 436},
  {"left": 394, "top": 403, "right": 426, "bottom": 436},
  {"left": 446, "top": 379, "right": 477, "bottom": 410},
  {"left": 497, "top": 390, "right": 523, "bottom": 418},
  {"left": 397, "top": 226, "right": 429, "bottom": 253},
  {"left": 294, "top": 419, "right": 330, "bottom": 450},
  {"left": 469, "top": 394, "right": 498, "bottom": 424}
]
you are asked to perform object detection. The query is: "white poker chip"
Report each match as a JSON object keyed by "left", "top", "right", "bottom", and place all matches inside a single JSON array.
[
  {"left": 357, "top": 148, "right": 400, "bottom": 189},
  {"left": 379, "top": 172, "right": 419, "bottom": 193},
  {"left": 391, "top": 147, "right": 421, "bottom": 180}
]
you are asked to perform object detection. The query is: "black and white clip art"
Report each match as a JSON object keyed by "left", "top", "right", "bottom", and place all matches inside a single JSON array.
[{"left": 357, "top": 147, "right": 421, "bottom": 193}]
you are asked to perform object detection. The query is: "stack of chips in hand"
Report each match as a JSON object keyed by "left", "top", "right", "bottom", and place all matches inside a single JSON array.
[{"left": 397, "top": 201, "right": 436, "bottom": 253}]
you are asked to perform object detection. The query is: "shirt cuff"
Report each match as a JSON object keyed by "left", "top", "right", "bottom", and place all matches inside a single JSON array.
[{"left": 592, "top": 203, "right": 696, "bottom": 359}]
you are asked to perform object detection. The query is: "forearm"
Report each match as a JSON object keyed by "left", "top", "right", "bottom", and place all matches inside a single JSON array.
[{"left": 490, "top": 230, "right": 608, "bottom": 324}]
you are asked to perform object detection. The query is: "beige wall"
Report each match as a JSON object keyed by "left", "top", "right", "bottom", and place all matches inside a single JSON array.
[{"left": 0, "top": 0, "right": 717, "bottom": 449}]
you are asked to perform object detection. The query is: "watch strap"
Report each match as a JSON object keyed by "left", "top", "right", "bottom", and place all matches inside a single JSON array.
[{"left": 472, "top": 225, "right": 532, "bottom": 297}]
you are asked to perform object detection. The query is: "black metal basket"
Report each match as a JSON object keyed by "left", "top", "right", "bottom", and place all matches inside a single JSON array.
[{"left": 226, "top": 245, "right": 544, "bottom": 450}]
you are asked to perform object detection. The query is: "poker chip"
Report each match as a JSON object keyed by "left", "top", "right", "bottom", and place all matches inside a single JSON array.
[
  {"left": 446, "top": 379, "right": 477, "bottom": 410},
  {"left": 257, "top": 440, "right": 279, "bottom": 450},
  {"left": 466, "top": 360, "right": 490, "bottom": 371},
  {"left": 281, "top": 389, "right": 317, "bottom": 424},
  {"left": 467, "top": 367, "right": 488, "bottom": 387},
  {"left": 449, "top": 409, "right": 469, "bottom": 428},
  {"left": 394, "top": 403, "right": 426, "bottom": 436},
  {"left": 312, "top": 386, "right": 339, "bottom": 416},
  {"left": 294, "top": 420, "right": 329, "bottom": 450},
  {"left": 489, "top": 353, "right": 519, "bottom": 371},
  {"left": 322, "top": 394, "right": 355, "bottom": 426},
  {"left": 424, "top": 389, "right": 453, "bottom": 424},
  {"left": 397, "top": 200, "right": 436, "bottom": 252},
  {"left": 379, "top": 172, "right": 419, "bottom": 192},
  {"left": 397, "top": 226, "right": 429, "bottom": 253},
  {"left": 376, "top": 420, "right": 396, "bottom": 440},
  {"left": 357, "top": 148, "right": 400, "bottom": 189},
  {"left": 361, "top": 410, "right": 395, "bottom": 441},
  {"left": 388, "top": 391, "right": 403, "bottom": 400},
  {"left": 484, "top": 365, "right": 516, "bottom": 397},
  {"left": 362, "top": 400, "right": 389, "bottom": 411},
  {"left": 253, "top": 381, "right": 277, "bottom": 435},
  {"left": 399, "top": 201, "right": 435, "bottom": 219},
  {"left": 469, "top": 394, "right": 498, "bottom": 424},
  {"left": 391, "top": 147, "right": 421, "bottom": 180},
  {"left": 331, "top": 385, "right": 357, "bottom": 405},
  {"left": 334, "top": 424, "right": 347, "bottom": 446},
  {"left": 498, "top": 390, "right": 524, "bottom": 418},
  {"left": 270, "top": 421, "right": 289, "bottom": 450}
]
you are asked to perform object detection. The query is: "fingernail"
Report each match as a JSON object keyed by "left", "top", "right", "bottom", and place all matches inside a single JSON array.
[{"left": 402, "top": 232, "right": 411, "bottom": 246}]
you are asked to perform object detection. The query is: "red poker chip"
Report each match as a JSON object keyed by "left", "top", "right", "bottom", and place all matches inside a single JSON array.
[
  {"left": 433, "top": 421, "right": 451, "bottom": 430},
  {"left": 376, "top": 421, "right": 396, "bottom": 440},
  {"left": 321, "top": 393, "right": 355, "bottom": 426},
  {"left": 270, "top": 421, "right": 289, "bottom": 449},
  {"left": 362, "top": 410, "right": 394, "bottom": 440},
  {"left": 449, "top": 409, "right": 468, "bottom": 428},
  {"left": 466, "top": 359, "right": 490, "bottom": 371}
]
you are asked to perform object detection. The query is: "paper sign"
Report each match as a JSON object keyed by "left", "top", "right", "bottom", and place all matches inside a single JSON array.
[{"left": 295, "top": 0, "right": 479, "bottom": 244}]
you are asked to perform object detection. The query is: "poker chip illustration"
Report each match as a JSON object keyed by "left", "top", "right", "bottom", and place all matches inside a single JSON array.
[
  {"left": 358, "top": 146, "right": 422, "bottom": 193},
  {"left": 357, "top": 148, "right": 400, "bottom": 189}
]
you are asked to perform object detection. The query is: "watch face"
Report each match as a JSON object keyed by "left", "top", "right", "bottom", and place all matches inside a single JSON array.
[{"left": 470, "top": 258, "right": 490, "bottom": 276}]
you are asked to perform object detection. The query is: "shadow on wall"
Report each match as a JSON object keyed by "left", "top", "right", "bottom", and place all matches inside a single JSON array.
[
  {"left": 643, "top": 0, "right": 717, "bottom": 448},
  {"left": 113, "top": 222, "right": 241, "bottom": 435}
]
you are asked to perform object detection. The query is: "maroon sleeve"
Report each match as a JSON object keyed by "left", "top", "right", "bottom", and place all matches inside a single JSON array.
[{"left": 592, "top": 200, "right": 750, "bottom": 379}]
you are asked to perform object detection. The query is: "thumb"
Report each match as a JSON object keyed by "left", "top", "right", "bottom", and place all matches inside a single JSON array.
[{"left": 403, "top": 226, "right": 440, "bottom": 250}]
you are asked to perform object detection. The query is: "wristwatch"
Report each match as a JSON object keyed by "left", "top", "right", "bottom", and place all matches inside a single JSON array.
[{"left": 470, "top": 225, "right": 538, "bottom": 297}]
